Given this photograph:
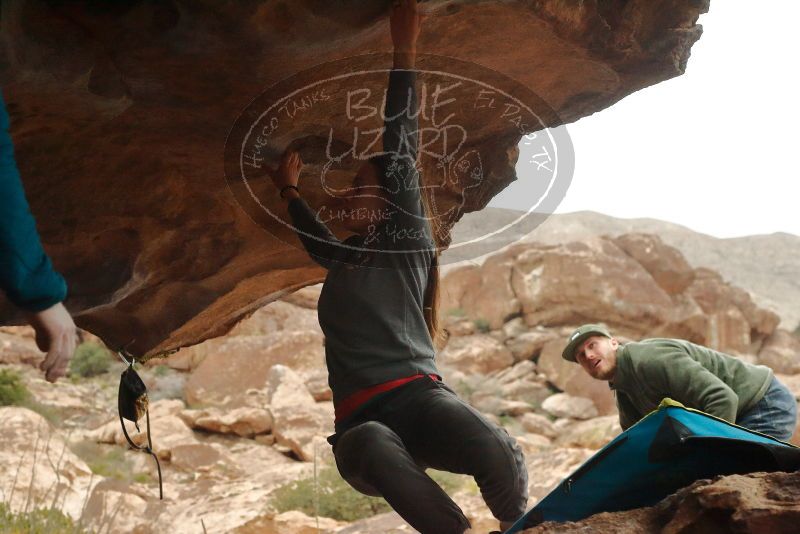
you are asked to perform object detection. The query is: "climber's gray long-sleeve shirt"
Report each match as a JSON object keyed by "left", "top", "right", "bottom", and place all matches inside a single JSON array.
[{"left": 286, "top": 69, "right": 439, "bottom": 406}]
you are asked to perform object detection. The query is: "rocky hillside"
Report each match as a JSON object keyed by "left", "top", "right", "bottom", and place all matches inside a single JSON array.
[
  {"left": 1, "top": 232, "right": 798, "bottom": 533},
  {"left": 444, "top": 208, "right": 800, "bottom": 330}
]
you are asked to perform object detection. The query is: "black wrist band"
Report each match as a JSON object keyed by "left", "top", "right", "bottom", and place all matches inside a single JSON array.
[{"left": 280, "top": 184, "right": 299, "bottom": 199}]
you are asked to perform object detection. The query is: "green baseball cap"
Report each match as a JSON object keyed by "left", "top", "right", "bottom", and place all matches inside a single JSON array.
[{"left": 562, "top": 324, "right": 613, "bottom": 362}]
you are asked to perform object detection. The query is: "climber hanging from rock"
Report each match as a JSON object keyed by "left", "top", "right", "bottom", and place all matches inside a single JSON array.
[{"left": 265, "top": 1, "right": 528, "bottom": 533}]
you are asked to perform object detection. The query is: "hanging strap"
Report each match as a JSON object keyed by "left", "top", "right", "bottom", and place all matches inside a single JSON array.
[
  {"left": 116, "top": 342, "right": 163, "bottom": 500},
  {"left": 118, "top": 402, "right": 163, "bottom": 500}
]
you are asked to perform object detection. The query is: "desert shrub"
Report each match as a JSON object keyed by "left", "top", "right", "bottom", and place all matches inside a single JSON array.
[
  {"left": 270, "top": 464, "right": 467, "bottom": 522},
  {"left": 0, "top": 368, "right": 30, "bottom": 406},
  {"left": 22, "top": 400, "right": 65, "bottom": 427},
  {"left": 69, "top": 342, "right": 112, "bottom": 378},
  {"left": 0, "top": 502, "right": 85, "bottom": 533},
  {"left": 69, "top": 440, "right": 151, "bottom": 484},
  {"left": 84, "top": 447, "right": 130, "bottom": 479},
  {"left": 452, "top": 378, "right": 476, "bottom": 400},
  {"left": 498, "top": 414, "right": 526, "bottom": 436},
  {"left": 473, "top": 317, "right": 491, "bottom": 333},
  {"left": 0, "top": 368, "right": 67, "bottom": 426},
  {"left": 447, "top": 307, "right": 466, "bottom": 317},
  {"left": 271, "top": 464, "right": 390, "bottom": 522},
  {"left": 498, "top": 414, "right": 515, "bottom": 427},
  {"left": 152, "top": 364, "right": 171, "bottom": 377}
]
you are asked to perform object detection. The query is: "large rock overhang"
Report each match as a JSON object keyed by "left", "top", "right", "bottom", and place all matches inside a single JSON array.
[{"left": 0, "top": 0, "right": 709, "bottom": 359}]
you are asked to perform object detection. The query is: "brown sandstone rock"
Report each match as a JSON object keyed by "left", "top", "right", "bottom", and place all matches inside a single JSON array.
[
  {"left": 448, "top": 237, "right": 781, "bottom": 359},
  {"left": 650, "top": 292, "right": 710, "bottom": 345},
  {"left": 491, "top": 359, "right": 538, "bottom": 383},
  {"left": 0, "top": 325, "right": 36, "bottom": 339},
  {"left": 303, "top": 366, "right": 333, "bottom": 402},
  {"left": 179, "top": 406, "right": 273, "bottom": 437},
  {"left": 758, "top": 329, "right": 800, "bottom": 375},
  {"left": 502, "top": 317, "right": 529, "bottom": 340},
  {"left": 226, "top": 300, "right": 319, "bottom": 337},
  {"left": 471, "top": 395, "right": 535, "bottom": 417},
  {"left": 537, "top": 339, "right": 617, "bottom": 416},
  {"left": 442, "top": 315, "right": 478, "bottom": 338},
  {"left": 141, "top": 450, "right": 312, "bottom": 532},
  {"left": 613, "top": 233, "right": 695, "bottom": 295},
  {"left": 555, "top": 415, "right": 621, "bottom": 449},
  {"left": 0, "top": 330, "right": 42, "bottom": 366},
  {"left": 522, "top": 471, "right": 800, "bottom": 534},
  {"left": 80, "top": 479, "right": 153, "bottom": 534},
  {"left": 24, "top": 369, "right": 96, "bottom": 411},
  {"left": 254, "top": 434, "right": 276, "bottom": 447},
  {"left": 266, "top": 364, "right": 334, "bottom": 462},
  {"left": 519, "top": 412, "right": 558, "bottom": 439},
  {"left": 277, "top": 284, "right": 322, "bottom": 310},
  {"left": 541, "top": 393, "right": 599, "bottom": 420},
  {"left": 515, "top": 433, "right": 554, "bottom": 456},
  {"left": 334, "top": 511, "right": 424, "bottom": 534},
  {"left": 524, "top": 447, "right": 596, "bottom": 502},
  {"left": 0, "top": 0, "right": 709, "bottom": 356},
  {"left": 499, "top": 379, "right": 553, "bottom": 409},
  {"left": 234, "top": 510, "right": 343, "bottom": 534},
  {"left": 457, "top": 250, "right": 522, "bottom": 329},
  {"left": 169, "top": 443, "right": 223, "bottom": 473},
  {"left": 440, "top": 265, "right": 483, "bottom": 320},
  {"left": 509, "top": 238, "right": 675, "bottom": 334},
  {"left": 88, "top": 399, "right": 197, "bottom": 460},
  {"left": 0, "top": 407, "right": 98, "bottom": 521},
  {"left": 158, "top": 302, "right": 320, "bottom": 371},
  {"left": 438, "top": 333, "right": 515, "bottom": 375},
  {"left": 683, "top": 268, "right": 780, "bottom": 353},
  {"left": 444, "top": 361, "right": 552, "bottom": 412},
  {"left": 490, "top": 360, "right": 553, "bottom": 407},
  {"left": 183, "top": 330, "right": 325, "bottom": 407},
  {"left": 505, "top": 328, "right": 561, "bottom": 362}
]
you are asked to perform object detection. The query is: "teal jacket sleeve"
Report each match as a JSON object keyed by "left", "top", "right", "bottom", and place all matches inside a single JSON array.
[{"left": 0, "top": 89, "right": 67, "bottom": 311}]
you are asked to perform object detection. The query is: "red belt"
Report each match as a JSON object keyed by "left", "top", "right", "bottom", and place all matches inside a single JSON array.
[{"left": 334, "top": 373, "right": 441, "bottom": 423}]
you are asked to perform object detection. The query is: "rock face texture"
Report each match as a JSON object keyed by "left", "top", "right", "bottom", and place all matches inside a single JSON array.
[
  {"left": 442, "top": 234, "right": 780, "bottom": 357},
  {"left": 521, "top": 471, "right": 800, "bottom": 534},
  {"left": 0, "top": 407, "right": 98, "bottom": 520},
  {"left": 0, "top": 0, "right": 708, "bottom": 358},
  {"left": 442, "top": 233, "right": 789, "bottom": 416}
]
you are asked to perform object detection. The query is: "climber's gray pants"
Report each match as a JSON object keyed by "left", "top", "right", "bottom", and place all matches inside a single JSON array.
[{"left": 329, "top": 375, "right": 528, "bottom": 534}]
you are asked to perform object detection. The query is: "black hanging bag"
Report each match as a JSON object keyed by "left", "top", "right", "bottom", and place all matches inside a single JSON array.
[{"left": 116, "top": 347, "right": 163, "bottom": 500}]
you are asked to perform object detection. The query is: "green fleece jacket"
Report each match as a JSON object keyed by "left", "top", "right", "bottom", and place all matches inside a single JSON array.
[{"left": 610, "top": 338, "right": 773, "bottom": 430}]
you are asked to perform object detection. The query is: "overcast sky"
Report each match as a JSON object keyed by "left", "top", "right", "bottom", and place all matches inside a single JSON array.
[{"left": 489, "top": 0, "right": 799, "bottom": 239}]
